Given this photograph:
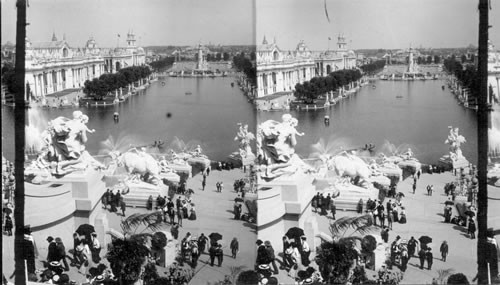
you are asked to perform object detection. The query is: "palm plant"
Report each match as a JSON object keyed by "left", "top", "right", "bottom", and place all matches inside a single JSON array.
[
  {"left": 435, "top": 268, "right": 455, "bottom": 285},
  {"left": 107, "top": 211, "right": 167, "bottom": 285},
  {"left": 228, "top": 266, "right": 247, "bottom": 285},
  {"left": 316, "top": 214, "right": 378, "bottom": 284}
]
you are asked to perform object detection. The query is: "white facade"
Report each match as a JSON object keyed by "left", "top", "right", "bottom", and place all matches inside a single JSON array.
[
  {"left": 25, "top": 32, "right": 146, "bottom": 100},
  {"left": 256, "top": 38, "right": 316, "bottom": 98},
  {"left": 488, "top": 40, "right": 500, "bottom": 102},
  {"left": 256, "top": 36, "right": 357, "bottom": 98}
]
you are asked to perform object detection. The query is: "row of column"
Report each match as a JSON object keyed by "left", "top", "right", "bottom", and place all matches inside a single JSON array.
[
  {"left": 29, "top": 63, "right": 105, "bottom": 98},
  {"left": 257, "top": 66, "right": 315, "bottom": 98}
]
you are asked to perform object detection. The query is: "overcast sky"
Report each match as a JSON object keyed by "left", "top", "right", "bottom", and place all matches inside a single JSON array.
[
  {"left": 1, "top": 0, "right": 256, "bottom": 47},
  {"left": 1, "top": 0, "right": 499, "bottom": 50},
  {"left": 257, "top": 0, "right": 500, "bottom": 50}
]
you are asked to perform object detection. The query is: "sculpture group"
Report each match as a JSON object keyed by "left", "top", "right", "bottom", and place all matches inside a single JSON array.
[{"left": 30, "top": 110, "right": 103, "bottom": 175}]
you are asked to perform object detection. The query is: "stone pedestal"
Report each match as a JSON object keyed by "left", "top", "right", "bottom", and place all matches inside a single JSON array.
[
  {"left": 257, "top": 171, "right": 319, "bottom": 253},
  {"left": 25, "top": 167, "right": 109, "bottom": 256},
  {"left": 439, "top": 155, "right": 470, "bottom": 170}
]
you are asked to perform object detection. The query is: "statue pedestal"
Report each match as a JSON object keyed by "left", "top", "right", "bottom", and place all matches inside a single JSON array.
[
  {"left": 257, "top": 171, "right": 319, "bottom": 253},
  {"left": 25, "top": 167, "right": 110, "bottom": 257},
  {"left": 312, "top": 178, "right": 380, "bottom": 211},
  {"left": 439, "top": 155, "right": 470, "bottom": 170}
]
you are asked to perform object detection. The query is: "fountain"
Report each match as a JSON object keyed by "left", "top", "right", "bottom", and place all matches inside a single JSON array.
[
  {"left": 23, "top": 110, "right": 110, "bottom": 252},
  {"left": 256, "top": 114, "right": 320, "bottom": 252}
]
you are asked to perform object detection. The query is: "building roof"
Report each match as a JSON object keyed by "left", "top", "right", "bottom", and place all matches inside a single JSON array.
[{"left": 30, "top": 41, "right": 67, "bottom": 49}]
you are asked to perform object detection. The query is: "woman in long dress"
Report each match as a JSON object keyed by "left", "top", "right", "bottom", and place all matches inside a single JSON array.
[{"left": 189, "top": 205, "right": 197, "bottom": 220}]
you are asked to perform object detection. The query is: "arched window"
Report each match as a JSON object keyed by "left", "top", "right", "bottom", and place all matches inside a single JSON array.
[
  {"left": 273, "top": 51, "right": 279, "bottom": 61},
  {"left": 62, "top": 48, "right": 68, "bottom": 58}
]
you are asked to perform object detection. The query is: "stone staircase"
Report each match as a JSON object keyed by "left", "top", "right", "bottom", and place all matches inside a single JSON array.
[
  {"left": 333, "top": 185, "right": 379, "bottom": 211},
  {"left": 123, "top": 181, "right": 169, "bottom": 208}
]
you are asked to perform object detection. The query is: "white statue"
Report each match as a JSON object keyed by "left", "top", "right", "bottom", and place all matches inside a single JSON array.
[
  {"left": 258, "top": 114, "right": 304, "bottom": 165},
  {"left": 445, "top": 126, "right": 466, "bottom": 160},
  {"left": 110, "top": 148, "right": 161, "bottom": 185},
  {"left": 235, "top": 123, "right": 255, "bottom": 158},
  {"left": 35, "top": 110, "right": 104, "bottom": 174},
  {"left": 257, "top": 114, "right": 312, "bottom": 179}
]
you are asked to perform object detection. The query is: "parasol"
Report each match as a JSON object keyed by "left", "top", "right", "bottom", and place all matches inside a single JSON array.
[
  {"left": 396, "top": 192, "right": 405, "bottom": 198},
  {"left": 2, "top": 207, "right": 12, "bottom": 215},
  {"left": 234, "top": 197, "right": 244, "bottom": 203},
  {"left": 465, "top": 210, "right": 476, "bottom": 217},
  {"left": 209, "top": 232, "right": 223, "bottom": 241},
  {"left": 419, "top": 235, "right": 432, "bottom": 244},
  {"left": 76, "top": 224, "right": 95, "bottom": 241},
  {"left": 285, "top": 227, "right": 305, "bottom": 240},
  {"left": 445, "top": 201, "right": 455, "bottom": 206}
]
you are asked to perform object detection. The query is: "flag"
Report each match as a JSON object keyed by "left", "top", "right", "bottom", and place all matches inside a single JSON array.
[
  {"left": 328, "top": 37, "right": 331, "bottom": 40},
  {"left": 117, "top": 34, "right": 121, "bottom": 38}
]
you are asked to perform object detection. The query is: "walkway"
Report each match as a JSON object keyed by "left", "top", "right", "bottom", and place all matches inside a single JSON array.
[{"left": 2, "top": 168, "right": 257, "bottom": 284}]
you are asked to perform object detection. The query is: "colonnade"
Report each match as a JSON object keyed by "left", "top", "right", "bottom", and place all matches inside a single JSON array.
[
  {"left": 257, "top": 66, "right": 315, "bottom": 98},
  {"left": 28, "top": 63, "right": 105, "bottom": 98}
]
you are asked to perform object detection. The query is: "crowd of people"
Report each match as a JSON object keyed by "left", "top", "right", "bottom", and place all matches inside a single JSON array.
[
  {"left": 101, "top": 189, "right": 127, "bottom": 216},
  {"left": 252, "top": 236, "right": 321, "bottom": 284}
]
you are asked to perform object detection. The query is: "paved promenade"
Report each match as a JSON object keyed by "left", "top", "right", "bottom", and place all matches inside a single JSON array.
[
  {"left": 300, "top": 171, "right": 498, "bottom": 285},
  {"left": 2, "top": 168, "right": 256, "bottom": 284}
]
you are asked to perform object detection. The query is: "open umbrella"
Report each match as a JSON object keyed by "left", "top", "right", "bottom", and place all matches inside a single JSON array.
[
  {"left": 209, "top": 232, "right": 223, "bottom": 241},
  {"left": 76, "top": 224, "right": 95, "bottom": 241},
  {"left": 445, "top": 200, "right": 455, "bottom": 206},
  {"left": 396, "top": 192, "right": 405, "bottom": 198},
  {"left": 465, "top": 210, "right": 476, "bottom": 217},
  {"left": 285, "top": 227, "right": 305, "bottom": 240},
  {"left": 419, "top": 235, "right": 432, "bottom": 245},
  {"left": 234, "top": 197, "right": 244, "bottom": 203}
]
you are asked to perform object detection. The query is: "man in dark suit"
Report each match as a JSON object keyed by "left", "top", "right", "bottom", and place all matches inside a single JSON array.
[
  {"left": 46, "top": 236, "right": 58, "bottom": 262},
  {"left": 55, "top": 237, "right": 70, "bottom": 271}
]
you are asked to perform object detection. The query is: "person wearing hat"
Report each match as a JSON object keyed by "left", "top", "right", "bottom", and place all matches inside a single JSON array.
[
  {"left": 92, "top": 275, "right": 105, "bottom": 284},
  {"left": 47, "top": 236, "right": 58, "bottom": 262},
  {"left": 23, "top": 225, "right": 37, "bottom": 274},
  {"left": 255, "top": 240, "right": 269, "bottom": 268},
  {"left": 90, "top": 233, "right": 101, "bottom": 264},
  {"left": 300, "top": 236, "right": 311, "bottom": 267},
  {"left": 197, "top": 233, "right": 210, "bottom": 254},
  {"left": 47, "top": 236, "right": 59, "bottom": 262},
  {"left": 426, "top": 248, "right": 434, "bottom": 270},
  {"left": 440, "top": 240, "right": 449, "bottom": 262},
  {"left": 264, "top": 240, "right": 278, "bottom": 274},
  {"left": 230, "top": 237, "right": 239, "bottom": 259},
  {"left": 4, "top": 214, "right": 13, "bottom": 236},
  {"left": 191, "top": 243, "right": 200, "bottom": 269},
  {"left": 216, "top": 243, "right": 224, "bottom": 267}
]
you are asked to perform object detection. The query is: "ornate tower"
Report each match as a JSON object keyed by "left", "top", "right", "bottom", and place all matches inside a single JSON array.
[
  {"left": 126, "top": 31, "right": 136, "bottom": 48},
  {"left": 337, "top": 34, "right": 347, "bottom": 51}
]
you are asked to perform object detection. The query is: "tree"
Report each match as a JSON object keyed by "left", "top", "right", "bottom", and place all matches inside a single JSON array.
[
  {"left": 461, "top": 54, "right": 467, "bottom": 64},
  {"left": 427, "top": 55, "right": 433, "bottom": 64},
  {"left": 315, "top": 214, "right": 378, "bottom": 284},
  {"left": 434, "top": 55, "right": 441, "bottom": 64},
  {"left": 223, "top": 52, "right": 230, "bottom": 61},
  {"left": 216, "top": 52, "right": 222, "bottom": 61}
]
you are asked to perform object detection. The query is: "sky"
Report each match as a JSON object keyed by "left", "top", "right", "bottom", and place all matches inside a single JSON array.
[
  {"left": 257, "top": 0, "right": 500, "bottom": 50},
  {"left": 1, "top": 0, "right": 256, "bottom": 47},
  {"left": 1, "top": 0, "right": 499, "bottom": 50}
]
